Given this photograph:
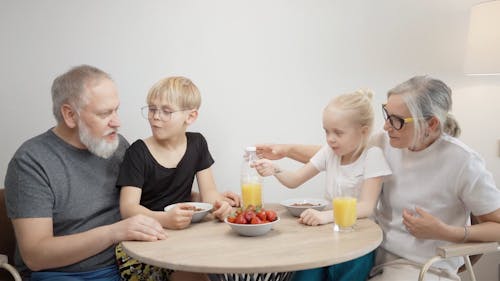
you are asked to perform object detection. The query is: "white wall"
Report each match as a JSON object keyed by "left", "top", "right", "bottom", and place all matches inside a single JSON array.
[{"left": 1, "top": 0, "right": 499, "bottom": 279}]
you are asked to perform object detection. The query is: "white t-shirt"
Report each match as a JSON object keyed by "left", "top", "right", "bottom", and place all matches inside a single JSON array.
[
  {"left": 310, "top": 145, "right": 392, "bottom": 201},
  {"left": 371, "top": 131, "right": 500, "bottom": 273}
]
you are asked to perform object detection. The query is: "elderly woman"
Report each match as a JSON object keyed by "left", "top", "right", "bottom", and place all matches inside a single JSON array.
[{"left": 257, "top": 76, "right": 500, "bottom": 281}]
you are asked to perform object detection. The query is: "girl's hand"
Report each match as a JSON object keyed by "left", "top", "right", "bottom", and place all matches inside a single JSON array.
[
  {"left": 298, "top": 209, "right": 333, "bottom": 226},
  {"left": 253, "top": 159, "right": 280, "bottom": 177},
  {"left": 164, "top": 203, "right": 194, "bottom": 229},
  {"left": 212, "top": 200, "right": 232, "bottom": 221},
  {"left": 402, "top": 207, "right": 446, "bottom": 240}
]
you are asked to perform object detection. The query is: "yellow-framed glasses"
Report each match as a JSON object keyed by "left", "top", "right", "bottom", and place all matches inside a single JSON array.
[{"left": 382, "top": 104, "right": 414, "bottom": 130}]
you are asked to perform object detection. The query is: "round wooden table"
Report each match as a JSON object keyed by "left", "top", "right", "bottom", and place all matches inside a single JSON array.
[{"left": 122, "top": 203, "right": 382, "bottom": 280}]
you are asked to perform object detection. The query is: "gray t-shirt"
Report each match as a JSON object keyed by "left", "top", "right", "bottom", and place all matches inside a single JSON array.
[{"left": 4, "top": 129, "right": 129, "bottom": 275}]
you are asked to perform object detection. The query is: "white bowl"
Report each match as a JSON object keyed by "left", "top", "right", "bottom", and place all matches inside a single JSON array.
[
  {"left": 280, "top": 198, "right": 329, "bottom": 217},
  {"left": 164, "top": 202, "right": 213, "bottom": 223},
  {"left": 224, "top": 217, "right": 280, "bottom": 236}
]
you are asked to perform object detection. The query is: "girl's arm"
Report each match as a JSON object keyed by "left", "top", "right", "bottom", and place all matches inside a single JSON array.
[
  {"left": 119, "top": 186, "right": 194, "bottom": 229},
  {"left": 356, "top": 176, "right": 384, "bottom": 218},
  {"left": 254, "top": 159, "right": 320, "bottom": 188},
  {"left": 196, "top": 167, "right": 232, "bottom": 220},
  {"left": 299, "top": 176, "right": 383, "bottom": 226}
]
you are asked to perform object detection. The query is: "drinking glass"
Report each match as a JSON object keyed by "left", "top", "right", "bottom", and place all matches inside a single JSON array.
[{"left": 332, "top": 182, "right": 358, "bottom": 232}]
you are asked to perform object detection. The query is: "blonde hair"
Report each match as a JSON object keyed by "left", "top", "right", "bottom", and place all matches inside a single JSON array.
[
  {"left": 327, "top": 89, "right": 375, "bottom": 158},
  {"left": 387, "top": 76, "right": 460, "bottom": 146},
  {"left": 146, "top": 76, "right": 201, "bottom": 110}
]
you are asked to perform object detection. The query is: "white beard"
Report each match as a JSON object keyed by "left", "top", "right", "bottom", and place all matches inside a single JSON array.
[{"left": 78, "top": 120, "right": 119, "bottom": 159}]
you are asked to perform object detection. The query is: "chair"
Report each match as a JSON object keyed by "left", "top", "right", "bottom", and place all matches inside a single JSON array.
[
  {"left": 0, "top": 188, "right": 22, "bottom": 281},
  {"left": 418, "top": 216, "right": 500, "bottom": 281}
]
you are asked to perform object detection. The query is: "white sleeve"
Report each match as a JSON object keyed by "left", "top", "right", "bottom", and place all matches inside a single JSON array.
[
  {"left": 457, "top": 153, "right": 500, "bottom": 216},
  {"left": 309, "top": 144, "right": 330, "bottom": 172},
  {"left": 363, "top": 147, "right": 392, "bottom": 179}
]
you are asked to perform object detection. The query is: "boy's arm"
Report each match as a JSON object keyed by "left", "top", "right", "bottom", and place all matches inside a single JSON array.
[
  {"left": 120, "top": 186, "right": 193, "bottom": 229},
  {"left": 196, "top": 167, "right": 232, "bottom": 220}
]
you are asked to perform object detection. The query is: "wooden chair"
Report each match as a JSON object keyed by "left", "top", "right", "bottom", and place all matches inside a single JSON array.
[
  {"left": 418, "top": 216, "right": 500, "bottom": 281},
  {"left": 0, "top": 188, "right": 22, "bottom": 281}
]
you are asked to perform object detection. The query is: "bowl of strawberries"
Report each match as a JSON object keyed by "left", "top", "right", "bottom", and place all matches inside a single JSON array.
[{"left": 225, "top": 206, "right": 279, "bottom": 236}]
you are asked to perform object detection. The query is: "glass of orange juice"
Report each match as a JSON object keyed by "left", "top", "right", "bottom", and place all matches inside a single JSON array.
[
  {"left": 333, "top": 182, "right": 358, "bottom": 232},
  {"left": 241, "top": 182, "right": 262, "bottom": 209}
]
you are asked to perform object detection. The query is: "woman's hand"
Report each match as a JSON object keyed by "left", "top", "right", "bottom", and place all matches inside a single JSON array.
[
  {"left": 212, "top": 200, "right": 232, "bottom": 221},
  {"left": 255, "top": 143, "right": 289, "bottom": 160},
  {"left": 298, "top": 209, "right": 333, "bottom": 226},
  {"left": 402, "top": 207, "right": 446, "bottom": 240}
]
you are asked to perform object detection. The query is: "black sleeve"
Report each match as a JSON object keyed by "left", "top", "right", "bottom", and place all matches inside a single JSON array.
[
  {"left": 194, "top": 133, "right": 214, "bottom": 172},
  {"left": 116, "top": 140, "right": 147, "bottom": 189}
]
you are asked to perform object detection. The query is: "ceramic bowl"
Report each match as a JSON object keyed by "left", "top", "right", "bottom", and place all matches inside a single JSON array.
[
  {"left": 164, "top": 202, "right": 213, "bottom": 223},
  {"left": 224, "top": 217, "right": 280, "bottom": 236},
  {"left": 280, "top": 198, "right": 329, "bottom": 217}
]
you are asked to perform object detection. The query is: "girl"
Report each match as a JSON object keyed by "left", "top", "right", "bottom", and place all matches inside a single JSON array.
[{"left": 255, "top": 90, "right": 392, "bottom": 281}]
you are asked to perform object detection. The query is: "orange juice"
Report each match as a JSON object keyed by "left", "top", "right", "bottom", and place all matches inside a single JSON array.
[
  {"left": 333, "top": 197, "right": 357, "bottom": 228},
  {"left": 241, "top": 182, "right": 262, "bottom": 208}
]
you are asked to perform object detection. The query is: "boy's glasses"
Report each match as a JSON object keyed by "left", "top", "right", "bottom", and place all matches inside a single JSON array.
[
  {"left": 382, "top": 104, "right": 414, "bottom": 130},
  {"left": 141, "top": 106, "right": 186, "bottom": 121}
]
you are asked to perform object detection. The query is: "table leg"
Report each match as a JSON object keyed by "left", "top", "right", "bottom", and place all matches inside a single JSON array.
[{"left": 208, "top": 272, "right": 294, "bottom": 281}]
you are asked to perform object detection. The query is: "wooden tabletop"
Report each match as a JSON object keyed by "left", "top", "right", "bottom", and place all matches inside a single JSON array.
[{"left": 122, "top": 203, "right": 382, "bottom": 274}]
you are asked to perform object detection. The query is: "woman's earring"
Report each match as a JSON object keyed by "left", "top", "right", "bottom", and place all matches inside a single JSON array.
[{"left": 424, "top": 131, "right": 430, "bottom": 137}]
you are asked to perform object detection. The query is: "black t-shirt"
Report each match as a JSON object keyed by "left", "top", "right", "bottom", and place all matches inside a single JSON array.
[{"left": 116, "top": 132, "right": 214, "bottom": 211}]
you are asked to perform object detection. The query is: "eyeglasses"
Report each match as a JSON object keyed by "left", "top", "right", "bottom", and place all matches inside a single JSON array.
[
  {"left": 381, "top": 104, "right": 414, "bottom": 130},
  {"left": 141, "top": 106, "right": 187, "bottom": 121}
]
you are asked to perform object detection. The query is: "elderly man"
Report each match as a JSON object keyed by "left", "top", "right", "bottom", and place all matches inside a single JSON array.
[{"left": 4, "top": 65, "right": 220, "bottom": 281}]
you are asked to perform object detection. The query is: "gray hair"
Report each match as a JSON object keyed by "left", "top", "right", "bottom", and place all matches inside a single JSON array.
[
  {"left": 387, "top": 76, "right": 461, "bottom": 145},
  {"left": 51, "top": 65, "right": 112, "bottom": 123}
]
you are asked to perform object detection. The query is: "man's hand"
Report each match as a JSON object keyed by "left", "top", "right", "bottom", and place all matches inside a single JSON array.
[{"left": 111, "top": 214, "right": 167, "bottom": 243}]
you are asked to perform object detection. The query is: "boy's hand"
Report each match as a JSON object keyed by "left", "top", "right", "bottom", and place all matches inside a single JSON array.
[
  {"left": 221, "top": 191, "right": 242, "bottom": 207},
  {"left": 212, "top": 200, "right": 232, "bottom": 221},
  {"left": 164, "top": 203, "right": 194, "bottom": 229}
]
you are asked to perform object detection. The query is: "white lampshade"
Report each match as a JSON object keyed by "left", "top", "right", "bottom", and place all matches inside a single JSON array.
[{"left": 464, "top": 1, "right": 500, "bottom": 75}]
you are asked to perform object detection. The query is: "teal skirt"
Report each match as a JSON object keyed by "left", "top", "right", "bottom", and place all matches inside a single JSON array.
[{"left": 291, "top": 251, "right": 374, "bottom": 281}]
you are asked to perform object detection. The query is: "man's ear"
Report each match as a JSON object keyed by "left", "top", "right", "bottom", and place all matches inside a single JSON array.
[
  {"left": 185, "top": 109, "right": 198, "bottom": 125},
  {"left": 60, "top": 104, "right": 78, "bottom": 128}
]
